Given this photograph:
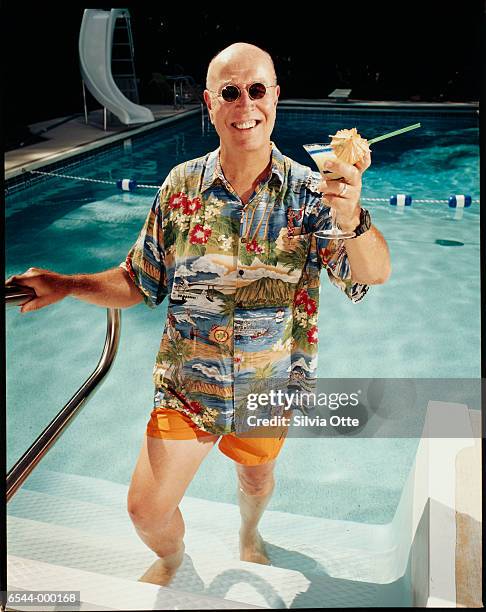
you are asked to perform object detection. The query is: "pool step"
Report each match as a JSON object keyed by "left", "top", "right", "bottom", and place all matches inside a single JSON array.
[
  {"left": 7, "top": 513, "right": 408, "bottom": 609},
  {"left": 8, "top": 555, "right": 262, "bottom": 610},
  {"left": 7, "top": 469, "right": 412, "bottom": 608},
  {"left": 9, "top": 469, "right": 407, "bottom": 580}
]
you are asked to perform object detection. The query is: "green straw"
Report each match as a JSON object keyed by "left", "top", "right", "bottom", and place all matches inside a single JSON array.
[{"left": 367, "top": 122, "right": 421, "bottom": 145}]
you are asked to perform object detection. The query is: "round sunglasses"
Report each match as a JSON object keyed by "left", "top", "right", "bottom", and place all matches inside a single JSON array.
[{"left": 208, "top": 82, "right": 277, "bottom": 103}]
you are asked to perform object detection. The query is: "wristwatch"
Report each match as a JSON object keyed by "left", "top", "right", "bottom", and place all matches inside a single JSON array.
[{"left": 353, "top": 207, "right": 372, "bottom": 237}]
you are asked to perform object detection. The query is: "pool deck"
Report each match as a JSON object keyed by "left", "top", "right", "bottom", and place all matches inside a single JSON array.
[
  {"left": 4, "top": 99, "right": 478, "bottom": 181},
  {"left": 4, "top": 104, "right": 200, "bottom": 179},
  {"left": 455, "top": 410, "right": 483, "bottom": 608}
]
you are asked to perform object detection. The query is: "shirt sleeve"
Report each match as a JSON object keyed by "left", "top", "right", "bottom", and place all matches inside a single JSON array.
[
  {"left": 313, "top": 205, "right": 369, "bottom": 304},
  {"left": 119, "top": 182, "right": 169, "bottom": 309}
]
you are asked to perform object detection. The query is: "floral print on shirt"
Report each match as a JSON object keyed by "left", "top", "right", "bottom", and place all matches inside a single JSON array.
[{"left": 121, "top": 144, "right": 369, "bottom": 435}]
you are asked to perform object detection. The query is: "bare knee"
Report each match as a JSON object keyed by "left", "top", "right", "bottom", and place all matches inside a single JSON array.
[
  {"left": 127, "top": 491, "right": 175, "bottom": 532},
  {"left": 238, "top": 464, "right": 275, "bottom": 496}
]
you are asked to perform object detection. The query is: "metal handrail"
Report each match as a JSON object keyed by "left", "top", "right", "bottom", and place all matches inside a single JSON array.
[
  {"left": 200, "top": 102, "right": 213, "bottom": 136},
  {"left": 167, "top": 75, "right": 186, "bottom": 110},
  {"left": 200, "top": 101, "right": 205, "bottom": 134},
  {"left": 5, "top": 284, "right": 121, "bottom": 501}
]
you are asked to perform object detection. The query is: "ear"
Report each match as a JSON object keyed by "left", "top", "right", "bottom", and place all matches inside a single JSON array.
[
  {"left": 203, "top": 89, "right": 212, "bottom": 111},
  {"left": 275, "top": 85, "right": 281, "bottom": 105},
  {"left": 203, "top": 90, "right": 215, "bottom": 123}
]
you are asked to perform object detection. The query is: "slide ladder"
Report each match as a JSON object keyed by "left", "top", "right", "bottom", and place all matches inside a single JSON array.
[{"left": 111, "top": 12, "right": 139, "bottom": 104}]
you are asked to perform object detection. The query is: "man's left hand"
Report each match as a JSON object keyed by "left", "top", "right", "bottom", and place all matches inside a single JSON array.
[{"left": 316, "top": 150, "right": 371, "bottom": 232}]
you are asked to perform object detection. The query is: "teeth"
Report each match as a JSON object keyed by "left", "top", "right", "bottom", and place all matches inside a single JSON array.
[{"left": 233, "top": 120, "right": 257, "bottom": 130}]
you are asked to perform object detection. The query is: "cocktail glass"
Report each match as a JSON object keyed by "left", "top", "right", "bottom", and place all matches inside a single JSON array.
[
  {"left": 303, "top": 123, "right": 422, "bottom": 240},
  {"left": 303, "top": 142, "right": 356, "bottom": 239}
]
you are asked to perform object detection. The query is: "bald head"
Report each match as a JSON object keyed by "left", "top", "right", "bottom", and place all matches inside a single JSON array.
[
  {"left": 206, "top": 42, "right": 277, "bottom": 89},
  {"left": 203, "top": 42, "right": 280, "bottom": 154}
]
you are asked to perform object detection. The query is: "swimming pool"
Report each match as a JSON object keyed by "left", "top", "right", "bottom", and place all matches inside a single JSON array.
[{"left": 5, "top": 108, "right": 480, "bottom": 527}]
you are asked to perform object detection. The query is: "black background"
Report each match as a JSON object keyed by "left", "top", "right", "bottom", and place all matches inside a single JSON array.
[{"left": 2, "top": 2, "right": 483, "bottom": 141}]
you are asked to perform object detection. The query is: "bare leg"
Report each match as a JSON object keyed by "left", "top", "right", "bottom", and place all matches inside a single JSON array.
[
  {"left": 128, "top": 433, "right": 218, "bottom": 585},
  {"left": 137, "top": 507, "right": 186, "bottom": 586},
  {"left": 236, "top": 460, "right": 276, "bottom": 565}
]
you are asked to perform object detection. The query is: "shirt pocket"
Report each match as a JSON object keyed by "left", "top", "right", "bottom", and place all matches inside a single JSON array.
[{"left": 272, "top": 228, "right": 312, "bottom": 285}]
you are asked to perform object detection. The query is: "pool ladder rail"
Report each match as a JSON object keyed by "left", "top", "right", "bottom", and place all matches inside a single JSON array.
[
  {"left": 200, "top": 102, "right": 216, "bottom": 135},
  {"left": 5, "top": 283, "right": 121, "bottom": 502}
]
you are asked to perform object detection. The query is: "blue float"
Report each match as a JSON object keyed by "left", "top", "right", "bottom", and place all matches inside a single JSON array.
[
  {"left": 448, "top": 194, "right": 471, "bottom": 208},
  {"left": 116, "top": 178, "right": 138, "bottom": 191},
  {"left": 390, "top": 194, "right": 412, "bottom": 206}
]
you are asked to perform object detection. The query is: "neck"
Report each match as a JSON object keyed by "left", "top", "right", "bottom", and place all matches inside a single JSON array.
[{"left": 219, "top": 143, "right": 273, "bottom": 195}]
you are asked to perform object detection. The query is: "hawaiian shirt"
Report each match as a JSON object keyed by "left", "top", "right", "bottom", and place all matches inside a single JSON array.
[{"left": 120, "top": 143, "right": 369, "bottom": 435}]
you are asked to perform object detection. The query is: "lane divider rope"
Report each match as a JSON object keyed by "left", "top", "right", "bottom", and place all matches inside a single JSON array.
[
  {"left": 27, "top": 169, "right": 159, "bottom": 190},
  {"left": 21, "top": 169, "right": 480, "bottom": 202}
]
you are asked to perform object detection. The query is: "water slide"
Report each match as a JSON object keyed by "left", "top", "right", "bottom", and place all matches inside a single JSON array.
[{"left": 79, "top": 8, "right": 154, "bottom": 125}]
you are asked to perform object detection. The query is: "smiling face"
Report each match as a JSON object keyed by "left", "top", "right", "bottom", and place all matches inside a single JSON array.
[{"left": 204, "top": 45, "right": 280, "bottom": 156}]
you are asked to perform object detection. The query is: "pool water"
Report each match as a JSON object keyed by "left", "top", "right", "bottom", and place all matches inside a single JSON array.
[{"left": 5, "top": 109, "right": 480, "bottom": 523}]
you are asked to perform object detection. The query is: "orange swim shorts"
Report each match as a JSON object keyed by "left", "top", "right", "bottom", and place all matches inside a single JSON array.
[{"left": 146, "top": 407, "right": 287, "bottom": 466}]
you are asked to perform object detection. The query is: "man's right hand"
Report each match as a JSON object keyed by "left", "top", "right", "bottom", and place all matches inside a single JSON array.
[{"left": 5, "top": 267, "right": 71, "bottom": 313}]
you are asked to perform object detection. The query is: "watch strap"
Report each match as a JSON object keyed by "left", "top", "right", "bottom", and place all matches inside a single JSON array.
[{"left": 354, "top": 207, "right": 371, "bottom": 237}]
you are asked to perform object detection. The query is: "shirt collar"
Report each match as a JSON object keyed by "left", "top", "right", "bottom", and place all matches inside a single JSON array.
[
  {"left": 201, "top": 142, "right": 285, "bottom": 193},
  {"left": 201, "top": 148, "right": 223, "bottom": 192}
]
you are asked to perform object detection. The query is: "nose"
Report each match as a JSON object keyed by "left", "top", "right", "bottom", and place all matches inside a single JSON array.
[{"left": 235, "top": 87, "right": 255, "bottom": 109}]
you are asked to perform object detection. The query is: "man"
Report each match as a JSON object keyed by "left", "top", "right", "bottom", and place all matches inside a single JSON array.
[{"left": 7, "top": 42, "right": 391, "bottom": 585}]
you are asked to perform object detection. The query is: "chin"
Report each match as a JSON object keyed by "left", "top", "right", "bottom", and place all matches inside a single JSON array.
[{"left": 231, "top": 135, "right": 268, "bottom": 152}]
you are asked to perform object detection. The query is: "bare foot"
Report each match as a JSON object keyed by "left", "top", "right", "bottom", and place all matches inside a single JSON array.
[
  {"left": 239, "top": 529, "right": 271, "bottom": 565},
  {"left": 138, "top": 545, "right": 185, "bottom": 586}
]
